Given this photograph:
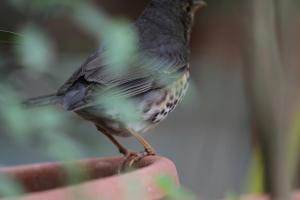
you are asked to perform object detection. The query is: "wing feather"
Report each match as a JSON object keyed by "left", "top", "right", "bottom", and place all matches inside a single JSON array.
[{"left": 57, "top": 40, "right": 187, "bottom": 108}]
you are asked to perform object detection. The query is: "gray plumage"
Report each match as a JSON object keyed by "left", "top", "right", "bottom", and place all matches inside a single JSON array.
[{"left": 25, "top": 0, "right": 204, "bottom": 137}]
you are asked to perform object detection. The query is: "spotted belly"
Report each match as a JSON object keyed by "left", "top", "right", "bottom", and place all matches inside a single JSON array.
[{"left": 144, "top": 70, "right": 190, "bottom": 124}]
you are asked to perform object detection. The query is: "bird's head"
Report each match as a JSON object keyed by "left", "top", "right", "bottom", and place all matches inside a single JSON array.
[
  {"left": 180, "top": 0, "right": 206, "bottom": 14},
  {"left": 143, "top": 0, "right": 206, "bottom": 41},
  {"left": 151, "top": 0, "right": 206, "bottom": 21},
  {"left": 173, "top": 0, "right": 206, "bottom": 37}
]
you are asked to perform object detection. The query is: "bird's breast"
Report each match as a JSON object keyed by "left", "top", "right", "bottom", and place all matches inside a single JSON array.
[{"left": 143, "top": 70, "right": 190, "bottom": 125}]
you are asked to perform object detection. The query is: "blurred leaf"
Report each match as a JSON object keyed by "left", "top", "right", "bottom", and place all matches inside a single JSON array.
[
  {"left": 0, "top": 174, "right": 24, "bottom": 197},
  {"left": 155, "top": 174, "right": 196, "bottom": 200},
  {"left": 45, "top": 133, "right": 84, "bottom": 161},
  {"left": 245, "top": 147, "right": 264, "bottom": 194},
  {"left": 225, "top": 192, "right": 239, "bottom": 200},
  {"left": 287, "top": 101, "right": 300, "bottom": 178},
  {"left": 72, "top": 3, "right": 108, "bottom": 38},
  {"left": 15, "top": 25, "right": 55, "bottom": 73},
  {"left": 102, "top": 21, "right": 137, "bottom": 71},
  {"left": 72, "top": 3, "right": 137, "bottom": 71},
  {"left": 0, "top": 85, "right": 32, "bottom": 139},
  {"left": 62, "top": 163, "right": 89, "bottom": 185},
  {"left": 0, "top": 85, "right": 64, "bottom": 140},
  {"left": 29, "top": 107, "right": 65, "bottom": 130},
  {"left": 1, "top": 104, "right": 31, "bottom": 138},
  {"left": 94, "top": 88, "right": 141, "bottom": 124},
  {"left": 0, "top": 30, "right": 22, "bottom": 44}
]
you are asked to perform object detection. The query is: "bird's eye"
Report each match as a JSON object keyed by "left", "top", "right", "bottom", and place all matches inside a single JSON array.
[{"left": 182, "top": 3, "right": 191, "bottom": 12}]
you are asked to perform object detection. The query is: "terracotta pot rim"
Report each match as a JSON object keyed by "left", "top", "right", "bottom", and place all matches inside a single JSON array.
[{"left": 0, "top": 156, "right": 179, "bottom": 200}]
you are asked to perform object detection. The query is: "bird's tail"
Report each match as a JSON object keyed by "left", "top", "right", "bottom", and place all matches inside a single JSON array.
[{"left": 23, "top": 94, "right": 62, "bottom": 107}]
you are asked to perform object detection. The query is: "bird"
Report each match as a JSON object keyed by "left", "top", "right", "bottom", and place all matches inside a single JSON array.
[{"left": 24, "top": 0, "right": 205, "bottom": 165}]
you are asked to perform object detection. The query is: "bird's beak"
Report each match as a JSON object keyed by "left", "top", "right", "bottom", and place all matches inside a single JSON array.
[{"left": 193, "top": 0, "right": 207, "bottom": 9}]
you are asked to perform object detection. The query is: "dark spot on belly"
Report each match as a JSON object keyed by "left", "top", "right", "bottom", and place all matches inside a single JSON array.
[
  {"left": 166, "top": 102, "right": 172, "bottom": 108},
  {"left": 150, "top": 112, "right": 159, "bottom": 122},
  {"left": 171, "top": 104, "right": 175, "bottom": 110}
]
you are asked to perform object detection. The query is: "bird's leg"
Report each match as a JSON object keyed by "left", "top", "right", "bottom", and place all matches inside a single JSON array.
[
  {"left": 127, "top": 128, "right": 156, "bottom": 156},
  {"left": 118, "top": 129, "right": 157, "bottom": 171},
  {"left": 96, "top": 126, "right": 136, "bottom": 157},
  {"left": 96, "top": 127, "right": 155, "bottom": 172}
]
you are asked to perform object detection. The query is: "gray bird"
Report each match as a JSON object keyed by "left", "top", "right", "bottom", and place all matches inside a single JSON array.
[{"left": 25, "top": 0, "right": 205, "bottom": 162}]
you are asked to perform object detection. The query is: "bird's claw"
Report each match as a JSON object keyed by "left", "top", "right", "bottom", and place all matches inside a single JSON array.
[{"left": 118, "top": 150, "right": 156, "bottom": 173}]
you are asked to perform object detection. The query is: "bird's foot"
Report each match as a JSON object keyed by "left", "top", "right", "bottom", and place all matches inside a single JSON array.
[{"left": 118, "top": 149, "right": 156, "bottom": 173}]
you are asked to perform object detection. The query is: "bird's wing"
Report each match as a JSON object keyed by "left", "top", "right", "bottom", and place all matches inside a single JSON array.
[{"left": 57, "top": 43, "right": 187, "bottom": 99}]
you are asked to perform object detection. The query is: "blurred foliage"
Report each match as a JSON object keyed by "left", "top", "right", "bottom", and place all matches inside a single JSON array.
[
  {"left": 245, "top": 0, "right": 300, "bottom": 199},
  {"left": 0, "top": 174, "right": 24, "bottom": 197},
  {"left": 72, "top": 3, "right": 138, "bottom": 72},
  {"left": 245, "top": 147, "right": 264, "bottom": 194},
  {"left": 155, "top": 174, "right": 197, "bottom": 200},
  {"left": 0, "top": 0, "right": 136, "bottom": 198},
  {"left": 95, "top": 88, "right": 141, "bottom": 124},
  {"left": 225, "top": 192, "right": 239, "bottom": 200},
  {"left": 16, "top": 25, "right": 55, "bottom": 73},
  {"left": 287, "top": 102, "right": 300, "bottom": 180},
  {"left": 0, "top": 30, "right": 22, "bottom": 44}
]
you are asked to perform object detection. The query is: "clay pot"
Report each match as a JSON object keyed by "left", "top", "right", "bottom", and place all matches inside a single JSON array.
[{"left": 0, "top": 156, "right": 179, "bottom": 200}]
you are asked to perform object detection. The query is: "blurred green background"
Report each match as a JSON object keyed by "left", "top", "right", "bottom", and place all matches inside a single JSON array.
[{"left": 1, "top": 0, "right": 300, "bottom": 199}]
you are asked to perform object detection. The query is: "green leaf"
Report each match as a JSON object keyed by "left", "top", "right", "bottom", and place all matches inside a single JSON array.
[
  {"left": 244, "top": 147, "right": 264, "bottom": 194},
  {"left": 0, "top": 30, "right": 22, "bottom": 44},
  {"left": 155, "top": 174, "right": 196, "bottom": 200},
  {"left": 29, "top": 107, "right": 65, "bottom": 130},
  {"left": 72, "top": 3, "right": 137, "bottom": 71},
  {"left": 0, "top": 85, "right": 33, "bottom": 139},
  {"left": 225, "top": 192, "right": 240, "bottom": 200},
  {"left": 94, "top": 88, "right": 142, "bottom": 124},
  {"left": 72, "top": 3, "right": 109, "bottom": 37},
  {"left": 287, "top": 101, "right": 300, "bottom": 180},
  {"left": 0, "top": 174, "right": 24, "bottom": 197},
  {"left": 15, "top": 25, "right": 55, "bottom": 73},
  {"left": 45, "top": 133, "right": 84, "bottom": 161},
  {"left": 101, "top": 21, "right": 137, "bottom": 71}
]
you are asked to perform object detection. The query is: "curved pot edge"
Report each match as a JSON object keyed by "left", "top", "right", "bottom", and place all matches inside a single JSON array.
[{"left": 1, "top": 156, "right": 179, "bottom": 200}]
